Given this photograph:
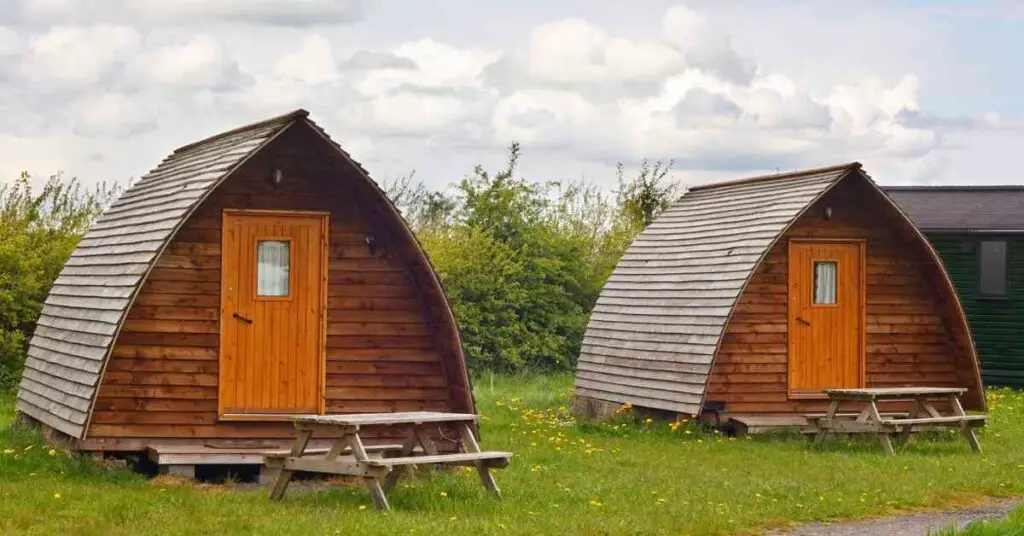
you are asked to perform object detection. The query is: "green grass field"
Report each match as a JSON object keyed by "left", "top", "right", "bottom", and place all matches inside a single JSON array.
[
  {"left": 937, "top": 506, "right": 1024, "bottom": 535},
  {"left": 2, "top": 375, "right": 1023, "bottom": 536}
]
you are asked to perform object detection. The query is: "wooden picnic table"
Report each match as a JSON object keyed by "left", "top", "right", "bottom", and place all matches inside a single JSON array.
[
  {"left": 264, "top": 411, "right": 512, "bottom": 510},
  {"left": 807, "top": 387, "right": 986, "bottom": 455}
]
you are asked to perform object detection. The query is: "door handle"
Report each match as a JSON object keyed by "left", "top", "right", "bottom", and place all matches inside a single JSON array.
[
  {"left": 796, "top": 316, "right": 811, "bottom": 327},
  {"left": 232, "top": 313, "right": 253, "bottom": 325}
]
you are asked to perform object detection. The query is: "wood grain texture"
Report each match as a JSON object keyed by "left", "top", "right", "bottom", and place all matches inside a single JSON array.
[
  {"left": 576, "top": 165, "right": 857, "bottom": 415},
  {"left": 86, "top": 118, "right": 468, "bottom": 443},
  {"left": 787, "top": 240, "right": 863, "bottom": 395},
  {"left": 705, "top": 177, "right": 981, "bottom": 414},
  {"left": 219, "top": 211, "right": 326, "bottom": 416}
]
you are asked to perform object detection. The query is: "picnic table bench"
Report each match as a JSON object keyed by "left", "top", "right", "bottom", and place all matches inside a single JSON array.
[
  {"left": 806, "top": 387, "right": 986, "bottom": 455},
  {"left": 264, "top": 411, "right": 512, "bottom": 510}
]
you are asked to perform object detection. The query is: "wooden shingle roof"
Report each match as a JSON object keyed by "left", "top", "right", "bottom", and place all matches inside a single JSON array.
[
  {"left": 17, "top": 110, "right": 314, "bottom": 438},
  {"left": 575, "top": 163, "right": 864, "bottom": 415}
]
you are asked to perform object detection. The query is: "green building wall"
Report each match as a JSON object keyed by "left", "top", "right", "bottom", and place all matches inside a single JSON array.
[{"left": 928, "top": 234, "right": 1024, "bottom": 388}]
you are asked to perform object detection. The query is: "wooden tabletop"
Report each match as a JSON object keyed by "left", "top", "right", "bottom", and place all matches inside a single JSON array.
[
  {"left": 290, "top": 411, "right": 480, "bottom": 427},
  {"left": 824, "top": 387, "right": 967, "bottom": 400}
]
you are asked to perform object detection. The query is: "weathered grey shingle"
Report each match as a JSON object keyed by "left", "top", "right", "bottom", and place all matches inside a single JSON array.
[
  {"left": 16, "top": 110, "right": 307, "bottom": 439},
  {"left": 16, "top": 107, "right": 476, "bottom": 439},
  {"left": 575, "top": 163, "right": 863, "bottom": 415}
]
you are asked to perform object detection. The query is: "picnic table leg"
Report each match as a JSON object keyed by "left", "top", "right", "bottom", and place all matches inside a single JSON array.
[
  {"left": 948, "top": 395, "right": 982, "bottom": 454},
  {"left": 348, "top": 434, "right": 392, "bottom": 511},
  {"left": 365, "top": 478, "right": 391, "bottom": 511},
  {"left": 898, "top": 397, "right": 925, "bottom": 445},
  {"left": 814, "top": 399, "right": 841, "bottom": 446},
  {"left": 415, "top": 429, "right": 439, "bottom": 455},
  {"left": 270, "top": 428, "right": 313, "bottom": 501},
  {"left": 381, "top": 434, "right": 420, "bottom": 494},
  {"left": 459, "top": 423, "right": 501, "bottom": 498},
  {"left": 865, "top": 401, "right": 895, "bottom": 456}
]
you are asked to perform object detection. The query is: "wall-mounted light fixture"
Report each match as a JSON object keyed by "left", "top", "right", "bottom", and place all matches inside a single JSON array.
[
  {"left": 824, "top": 206, "right": 833, "bottom": 221},
  {"left": 271, "top": 168, "right": 284, "bottom": 187},
  {"left": 364, "top": 233, "right": 377, "bottom": 255}
]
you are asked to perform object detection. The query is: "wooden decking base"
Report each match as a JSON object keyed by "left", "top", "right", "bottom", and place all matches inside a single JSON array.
[{"left": 726, "top": 412, "right": 910, "bottom": 435}]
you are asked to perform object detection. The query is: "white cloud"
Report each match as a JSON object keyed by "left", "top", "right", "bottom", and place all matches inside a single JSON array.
[
  {"left": 72, "top": 92, "right": 157, "bottom": 138},
  {"left": 521, "top": 19, "right": 682, "bottom": 85},
  {"left": 273, "top": 34, "right": 339, "bottom": 85},
  {"left": 340, "top": 50, "right": 418, "bottom": 71},
  {"left": 0, "top": 1, "right": 1020, "bottom": 191},
  {"left": 127, "top": 34, "right": 248, "bottom": 91},
  {"left": 662, "top": 5, "right": 756, "bottom": 85},
  {"left": 13, "top": 0, "right": 366, "bottom": 26},
  {"left": 22, "top": 25, "right": 140, "bottom": 88},
  {"left": 357, "top": 39, "right": 498, "bottom": 96}
]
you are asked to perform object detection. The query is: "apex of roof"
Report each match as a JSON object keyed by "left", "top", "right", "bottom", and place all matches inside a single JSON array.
[
  {"left": 173, "top": 108, "right": 310, "bottom": 154},
  {"left": 688, "top": 162, "right": 862, "bottom": 192}
]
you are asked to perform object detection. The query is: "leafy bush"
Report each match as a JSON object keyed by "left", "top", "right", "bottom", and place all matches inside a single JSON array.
[
  {"left": 388, "top": 144, "right": 680, "bottom": 373},
  {"left": 0, "top": 172, "right": 118, "bottom": 391}
]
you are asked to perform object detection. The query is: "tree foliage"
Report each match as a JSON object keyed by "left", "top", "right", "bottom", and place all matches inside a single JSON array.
[
  {"left": 615, "top": 158, "right": 681, "bottom": 231},
  {"left": 389, "top": 145, "right": 682, "bottom": 373},
  {"left": 0, "top": 172, "right": 119, "bottom": 390}
]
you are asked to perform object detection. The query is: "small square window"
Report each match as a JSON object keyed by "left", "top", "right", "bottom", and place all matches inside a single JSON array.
[
  {"left": 257, "top": 240, "right": 290, "bottom": 297},
  {"left": 979, "top": 240, "right": 1007, "bottom": 296},
  {"left": 813, "top": 261, "right": 837, "bottom": 305}
]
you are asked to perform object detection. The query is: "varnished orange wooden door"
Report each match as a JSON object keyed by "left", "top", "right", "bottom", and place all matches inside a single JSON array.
[
  {"left": 219, "top": 211, "right": 328, "bottom": 416},
  {"left": 788, "top": 240, "right": 864, "bottom": 397}
]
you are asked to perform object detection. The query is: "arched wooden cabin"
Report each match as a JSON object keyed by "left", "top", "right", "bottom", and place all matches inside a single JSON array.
[
  {"left": 17, "top": 109, "right": 474, "bottom": 457},
  {"left": 575, "top": 163, "right": 986, "bottom": 424}
]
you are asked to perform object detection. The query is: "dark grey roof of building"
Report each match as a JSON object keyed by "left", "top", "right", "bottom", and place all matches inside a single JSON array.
[{"left": 885, "top": 186, "right": 1024, "bottom": 233}]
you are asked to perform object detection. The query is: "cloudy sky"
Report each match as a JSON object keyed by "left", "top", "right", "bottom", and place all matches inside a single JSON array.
[{"left": 1, "top": 0, "right": 1022, "bottom": 192}]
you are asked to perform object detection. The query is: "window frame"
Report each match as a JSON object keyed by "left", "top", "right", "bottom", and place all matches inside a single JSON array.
[
  {"left": 254, "top": 237, "right": 294, "bottom": 301},
  {"left": 978, "top": 239, "right": 1009, "bottom": 298},
  {"left": 810, "top": 258, "right": 840, "bottom": 308}
]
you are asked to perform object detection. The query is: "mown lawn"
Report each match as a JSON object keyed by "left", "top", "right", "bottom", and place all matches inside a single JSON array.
[
  {"left": 2, "top": 375, "right": 1023, "bottom": 536},
  {"left": 938, "top": 506, "right": 1024, "bottom": 535}
]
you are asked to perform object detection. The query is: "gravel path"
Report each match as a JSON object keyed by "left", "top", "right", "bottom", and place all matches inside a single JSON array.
[{"left": 764, "top": 498, "right": 1020, "bottom": 536}]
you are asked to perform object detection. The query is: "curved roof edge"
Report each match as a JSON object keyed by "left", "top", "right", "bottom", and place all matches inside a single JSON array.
[
  {"left": 577, "top": 162, "right": 985, "bottom": 416},
  {"left": 576, "top": 163, "right": 860, "bottom": 415},
  {"left": 861, "top": 178, "right": 986, "bottom": 411},
  {"left": 17, "top": 109, "right": 472, "bottom": 439}
]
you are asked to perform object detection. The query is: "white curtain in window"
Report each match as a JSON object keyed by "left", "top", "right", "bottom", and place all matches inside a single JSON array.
[
  {"left": 257, "top": 240, "right": 290, "bottom": 296},
  {"left": 814, "top": 261, "right": 837, "bottom": 305}
]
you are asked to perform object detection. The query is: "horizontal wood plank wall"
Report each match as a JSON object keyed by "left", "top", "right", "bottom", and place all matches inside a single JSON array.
[
  {"left": 707, "top": 179, "right": 969, "bottom": 414},
  {"left": 88, "top": 127, "right": 454, "bottom": 445}
]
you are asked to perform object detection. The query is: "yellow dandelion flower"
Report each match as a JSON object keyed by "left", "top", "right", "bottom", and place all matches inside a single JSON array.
[
  {"left": 2, "top": 449, "right": 14, "bottom": 455},
  {"left": 53, "top": 492, "right": 62, "bottom": 499},
  {"left": 644, "top": 418, "right": 653, "bottom": 424},
  {"left": 359, "top": 505, "right": 367, "bottom": 511},
  {"left": 498, "top": 523, "right": 506, "bottom": 529},
  {"left": 48, "top": 449, "right": 57, "bottom": 456},
  {"left": 440, "top": 491, "right": 448, "bottom": 497}
]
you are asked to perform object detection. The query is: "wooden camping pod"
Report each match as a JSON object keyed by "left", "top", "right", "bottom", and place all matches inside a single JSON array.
[
  {"left": 16, "top": 109, "right": 474, "bottom": 451},
  {"left": 575, "top": 163, "right": 986, "bottom": 419}
]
